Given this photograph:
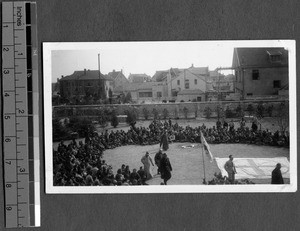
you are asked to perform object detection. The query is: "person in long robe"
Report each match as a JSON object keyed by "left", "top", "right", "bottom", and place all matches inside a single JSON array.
[
  {"left": 154, "top": 150, "right": 163, "bottom": 175},
  {"left": 141, "top": 152, "right": 154, "bottom": 180},
  {"left": 160, "top": 130, "right": 169, "bottom": 151},
  {"left": 160, "top": 153, "right": 172, "bottom": 185},
  {"left": 271, "top": 163, "right": 284, "bottom": 184}
]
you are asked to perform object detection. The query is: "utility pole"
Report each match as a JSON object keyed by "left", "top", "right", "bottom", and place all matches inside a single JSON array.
[{"left": 98, "top": 53, "right": 101, "bottom": 101}]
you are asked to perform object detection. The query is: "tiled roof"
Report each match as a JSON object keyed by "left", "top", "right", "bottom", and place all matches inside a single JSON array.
[
  {"left": 60, "top": 70, "right": 106, "bottom": 81},
  {"left": 232, "top": 47, "right": 288, "bottom": 68}
]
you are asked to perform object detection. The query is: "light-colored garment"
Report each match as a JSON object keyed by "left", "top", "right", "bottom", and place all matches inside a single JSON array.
[{"left": 141, "top": 155, "right": 154, "bottom": 179}]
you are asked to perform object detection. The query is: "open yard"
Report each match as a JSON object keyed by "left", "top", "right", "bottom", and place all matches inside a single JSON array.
[{"left": 104, "top": 142, "right": 290, "bottom": 185}]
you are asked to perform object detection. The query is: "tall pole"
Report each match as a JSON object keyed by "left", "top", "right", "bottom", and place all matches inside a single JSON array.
[
  {"left": 202, "top": 143, "right": 207, "bottom": 184},
  {"left": 98, "top": 53, "right": 101, "bottom": 101},
  {"left": 200, "top": 133, "right": 207, "bottom": 184}
]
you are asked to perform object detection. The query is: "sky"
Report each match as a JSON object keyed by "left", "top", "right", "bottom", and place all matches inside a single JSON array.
[{"left": 49, "top": 40, "right": 288, "bottom": 83}]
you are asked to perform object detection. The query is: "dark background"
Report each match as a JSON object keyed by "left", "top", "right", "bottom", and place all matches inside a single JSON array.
[{"left": 1, "top": 0, "right": 300, "bottom": 230}]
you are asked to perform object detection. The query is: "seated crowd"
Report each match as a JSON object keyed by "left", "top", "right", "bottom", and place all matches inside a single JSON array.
[{"left": 53, "top": 118, "right": 289, "bottom": 186}]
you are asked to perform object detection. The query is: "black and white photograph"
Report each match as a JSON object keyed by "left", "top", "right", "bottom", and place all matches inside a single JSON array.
[{"left": 43, "top": 40, "right": 297, "bottom": 193}]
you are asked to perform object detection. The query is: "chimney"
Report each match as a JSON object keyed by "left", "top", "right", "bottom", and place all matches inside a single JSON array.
[
  {"left": 191, "top": 64, "right": 194, "bottom": 68},
  {"left": 84, "top": 69, "right": 86, "bottom": 74},
  {"left": 113, "top": 69, "right": 115, "bottom": 72}
]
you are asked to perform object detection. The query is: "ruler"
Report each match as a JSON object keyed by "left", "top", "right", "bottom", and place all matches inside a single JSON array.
[{"left": 2, "top": 1, "right": 40, "bottom": 228}]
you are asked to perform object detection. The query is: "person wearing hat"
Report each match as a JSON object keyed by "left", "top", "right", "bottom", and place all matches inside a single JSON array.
[
  {"left": 271, "top": 163, "right": 284, "bottom": 184},
  {"left": 141, "top": 152, "right": 154, "bottom": 180}
]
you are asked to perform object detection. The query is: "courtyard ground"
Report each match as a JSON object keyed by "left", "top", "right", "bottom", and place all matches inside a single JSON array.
[{"left": 103, "top": 142, "right": 290, "bottom": 185}]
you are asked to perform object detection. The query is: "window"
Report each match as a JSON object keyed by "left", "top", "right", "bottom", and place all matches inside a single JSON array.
[
  {"left": 139, "top": 92, "right": 152, "bottom": 98},
  {"left": 267, "top": 50, "right": 282, "bottom": 63},
  {"left": 177, "top": 80, "right": 180, "bottom": 85},
  {"left": 157, "top": 92, "right": 162, "bottom": 98},
  {"left": 197, "top": 96, "right": 202, "bottom": 101},
  {"left": 185, "top": 79, "right": 189, "bottom": 89},
  {"left": 194, "top": 79, "right": 197, "bottom": 85},
  {"left": 247, "top": 93, "right": 253, "bottom": 96},
  {"left": 270, "top": 55, "right": 282, "bottom": 63},
  {"left": 273, "top": 80, "right": 281, "bottom": 88},
  {"left": 252, "top": 70, "right": 259, "bottom": 80}
]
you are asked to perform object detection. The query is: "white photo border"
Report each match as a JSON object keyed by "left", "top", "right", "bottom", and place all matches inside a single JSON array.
[{"left": 43, "top": 40, "right": 297, "bottom": 193}]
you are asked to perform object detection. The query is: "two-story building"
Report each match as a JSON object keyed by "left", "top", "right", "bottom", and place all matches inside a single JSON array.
[
  {"left": 59, "top": 69, "right": 107, "bottom": 103},
  {"left": 232, "top": 47, "right": 289, "bottom": 99}
]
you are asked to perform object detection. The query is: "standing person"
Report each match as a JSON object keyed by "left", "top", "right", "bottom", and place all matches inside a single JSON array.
[
  {"left": 229, "top": 120, "right": 235, "bottom": 132},
  {"left": 141, "top": 152, "right": 154, "bottom": 180},
  {"left": 154, "top": 149, "right": 163, "bottom": 175},
  {"left": 160, "top": 153, "right": 172, "bottom": 185},
  {"left": 240, "top": 117, "right": 246, "bottom": 129},
  {"left": 271, "top": 163, "right": 284, "bottom": 184},
  {"left": 160, "top": 129, "right": 169, "bottom": 151},
  {"left": 223, "top": 118, "right": 228, "bottom": 130},
  {"left": 224, "top": 155, "right": 237, "bottom": 184}
]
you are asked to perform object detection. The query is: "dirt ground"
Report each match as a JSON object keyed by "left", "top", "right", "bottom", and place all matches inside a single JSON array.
[{"left": 104, "top": 142, "right": 290, "bottom": 185}]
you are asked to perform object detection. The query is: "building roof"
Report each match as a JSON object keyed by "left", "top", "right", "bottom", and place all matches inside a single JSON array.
[
  {"left": 187, "top": 66, "right": 209, "bottom": 77},
  {"left": 177, "top": 89, "right": 205, "bottom": 95},
  {"left": 152, "top": 68, "right": 181, "bottom": 82},
  {"left": 232, "top": 47, "right": 288, "bottom": 68},
  {"left": 128, "top": 73, "right": 151, "bottom": 83},
  {"left": 60, "top": 70, "right": 106, "bottom": 81},
  {"left": 107, "top": 70, "right": 121, "bottom": 80}
]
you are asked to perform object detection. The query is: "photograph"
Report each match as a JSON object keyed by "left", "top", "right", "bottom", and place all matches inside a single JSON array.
[{"left": 43, "top": 40, "right": 297, "bottom": 193}]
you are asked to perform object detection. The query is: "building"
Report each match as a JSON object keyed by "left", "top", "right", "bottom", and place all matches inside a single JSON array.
[
  {"left": 59, "top": 69, "right": 107, "bottom": 103},
  {"left": 232, "top": 47, "right": 288, "bottom": 99},
  {"left": 107, "top": 69, "right": 129, "bottom": 91},
  {"left": 152, "top": 66, "right": 210, "bottom": 102},
  {"left": 128, "top": 73, "right": 151, "bottom": 83}
]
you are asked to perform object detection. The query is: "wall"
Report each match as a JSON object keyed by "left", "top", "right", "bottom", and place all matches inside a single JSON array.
[
  {"left": 236, "top": 67, "right": 288, "bottom": 98},
  {"left": 53, "top": 99, "right": 287, "bottom": 120}
]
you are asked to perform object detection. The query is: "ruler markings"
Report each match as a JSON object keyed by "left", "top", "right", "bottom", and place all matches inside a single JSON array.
[{"left": 3, "top": 2, "right": 39, "bottom": 227}]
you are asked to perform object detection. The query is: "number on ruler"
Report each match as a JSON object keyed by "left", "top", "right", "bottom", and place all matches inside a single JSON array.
[
  {"left": 4, "top": 92, "right": 10, "bottom": 97},
  {"left": 5, "top": 161, "right": 12, "bottom": 165},
  {"left": 3, "top": 69, "right": 10, "bottom": 74},
  {"left": 19, "top": 168, "right": 26, "bottom": 172},
  {"left": 18, "top": 109, "right": 25, "bottom": 114},
  {"left": 6, "top": 184, "right": 12, "bottom": 188},
  {"left": 6, "top": 207, "right": 12, "bottom": 211},
  {"left": 4, "top": 115, "right": 11, "bottom": 119},
  {"left": 3, "top": 47, "right": 10, "bottom": 52}
]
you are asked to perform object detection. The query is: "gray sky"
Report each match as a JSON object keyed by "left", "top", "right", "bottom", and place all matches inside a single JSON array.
[{"left": 50, "top": 40, "right": 288, "bottom": 83}]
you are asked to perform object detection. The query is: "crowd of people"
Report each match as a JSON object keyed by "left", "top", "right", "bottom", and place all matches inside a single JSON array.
[{"left": 53, "top": 117, "right": 289, "bottom": 186}]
